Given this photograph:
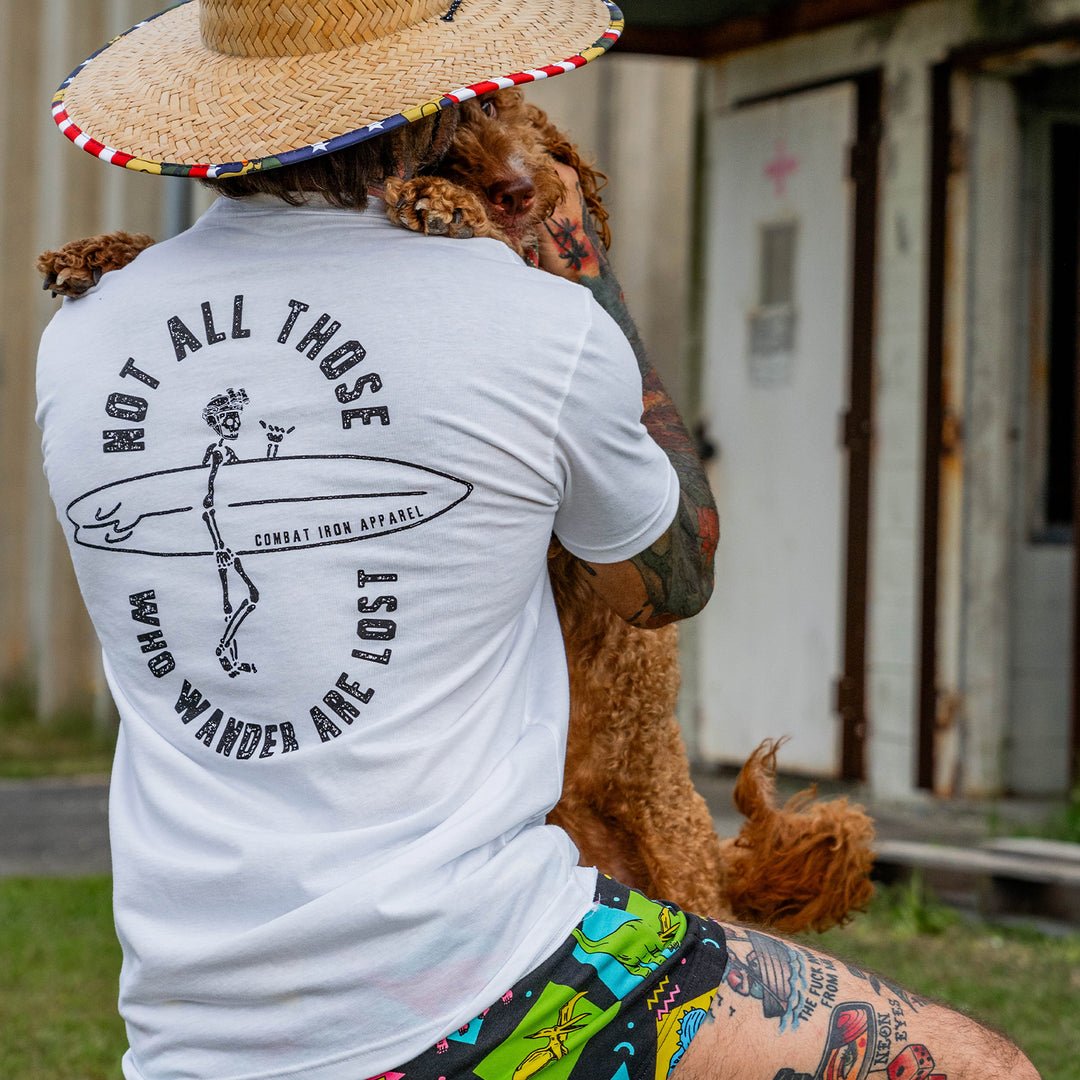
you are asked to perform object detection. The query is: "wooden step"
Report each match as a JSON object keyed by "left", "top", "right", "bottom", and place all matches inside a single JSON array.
[
  {"left": 873, "top": 839, "right": 1080, "bottom": 925},
  {"left": 980, "top": 837, "right": 1080, "bottom": 865}
]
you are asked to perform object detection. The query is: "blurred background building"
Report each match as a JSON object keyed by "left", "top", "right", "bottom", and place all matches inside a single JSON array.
[{"left": 2, "top": 0, "right": 1078, "bottom": 800}]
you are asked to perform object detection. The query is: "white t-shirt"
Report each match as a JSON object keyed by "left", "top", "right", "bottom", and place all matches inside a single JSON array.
[{"left": 36, "top": 194, "right": 679, "bottom": 1080}]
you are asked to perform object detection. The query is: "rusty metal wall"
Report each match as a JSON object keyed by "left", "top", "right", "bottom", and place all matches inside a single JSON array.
[{"left": 0, "top": 11, "right": 700, "bottom": 725}]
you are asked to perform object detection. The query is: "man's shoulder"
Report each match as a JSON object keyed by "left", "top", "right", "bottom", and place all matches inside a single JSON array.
[{"left": 426, "top": 237, "right": 595, "bottom": 305}]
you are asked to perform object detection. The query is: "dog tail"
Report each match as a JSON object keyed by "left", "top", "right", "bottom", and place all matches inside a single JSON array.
[{"left": 717, "top": 738, "right": 876, "bottom": 933}]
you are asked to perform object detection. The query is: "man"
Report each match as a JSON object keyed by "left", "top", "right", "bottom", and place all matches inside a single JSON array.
[{"left": 38, "top": 2, "right": 1039, "bottom": 1079}]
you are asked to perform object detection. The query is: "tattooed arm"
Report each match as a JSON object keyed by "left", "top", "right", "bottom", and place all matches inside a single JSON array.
[{"left": 539, "top": 161, "right": 718, "bottom": 628}]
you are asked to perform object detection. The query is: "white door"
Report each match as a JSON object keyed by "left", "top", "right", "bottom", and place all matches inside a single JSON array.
[
  {"left": 699, "top": 84, "right": 856, "bottom": 776},
  {"left": 1007, "top": 107, "right": 1078, "bottom": 795}
]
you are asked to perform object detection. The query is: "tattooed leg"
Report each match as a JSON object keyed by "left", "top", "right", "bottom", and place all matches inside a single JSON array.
[{"left": 668, "top": 924, "right": 1039, "bottom": 1080}]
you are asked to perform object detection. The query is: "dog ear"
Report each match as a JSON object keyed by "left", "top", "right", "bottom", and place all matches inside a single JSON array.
[
  {"left": 568, "top": 155, "right": 611, "bottom": 250},
  {"left": 526, "top": 102, "right": 612, "bottom": 250}
]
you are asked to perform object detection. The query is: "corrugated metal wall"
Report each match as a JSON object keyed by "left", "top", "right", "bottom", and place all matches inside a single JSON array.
[
  {"left": 1, "top": 1, "right": 170, "bottom": 723},
  {"left": 0, "top": 3, "right": 700, "bottom": 726}
]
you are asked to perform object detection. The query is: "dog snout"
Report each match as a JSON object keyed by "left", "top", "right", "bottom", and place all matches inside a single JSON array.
[{"left": 486, "top": 175, "right": 535, "bottom": 218}]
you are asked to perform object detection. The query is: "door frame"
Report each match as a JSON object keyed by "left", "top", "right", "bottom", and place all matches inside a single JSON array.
[
  {"left": 948, "top": 20, "right": 1080, "bottom": 789},
  {"left": 920, "top": 43, "right": 1080, "bottom": 792},
  {"left": 917, "top": 63, "right": 953, "bottom": 791}
]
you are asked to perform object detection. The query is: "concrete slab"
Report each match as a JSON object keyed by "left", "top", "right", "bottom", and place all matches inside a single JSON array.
[{"left": 0, "top": 775, "right": 110, "bottom": 877}]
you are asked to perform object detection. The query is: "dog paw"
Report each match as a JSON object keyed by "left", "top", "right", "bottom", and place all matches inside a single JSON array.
[
  {"left": 383, "top": 176, "right": 495, "bottom": 242},
  {"left": 36, "top": 231, "right": 156, "bottom": 298},
  {"left": 410, "top": 196, "right": 472, "bottom": 238}
]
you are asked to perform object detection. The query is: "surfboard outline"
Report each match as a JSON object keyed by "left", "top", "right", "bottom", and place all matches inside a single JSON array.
[{"left": 66, "top": 453, "right": 473, "bottom": 557}]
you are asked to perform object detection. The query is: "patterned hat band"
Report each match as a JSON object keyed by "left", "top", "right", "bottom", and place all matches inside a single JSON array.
[{"left": 51, "top": 0, "right": 623, "bottom": 179}]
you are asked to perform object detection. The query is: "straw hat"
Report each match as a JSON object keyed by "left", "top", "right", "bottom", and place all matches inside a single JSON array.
[{"left": 51, "top": 0, "right": 623, "bottom": 179}]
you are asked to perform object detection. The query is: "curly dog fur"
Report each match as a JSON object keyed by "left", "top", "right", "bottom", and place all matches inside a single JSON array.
[
  {"left": 37, "top": 88, "right": 874, "bottom": 932},
  {"left": 380, "top": 90, "right": 608, "bottom": 263}
]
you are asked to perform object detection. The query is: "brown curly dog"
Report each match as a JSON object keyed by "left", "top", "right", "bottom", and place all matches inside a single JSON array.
[{"left": 38, "top": 88, "right": 875, "bottom": 933}]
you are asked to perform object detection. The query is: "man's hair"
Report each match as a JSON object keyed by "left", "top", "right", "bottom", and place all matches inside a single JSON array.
[{"left": 201, "top": 111, "right": 459, "bottom": 209}]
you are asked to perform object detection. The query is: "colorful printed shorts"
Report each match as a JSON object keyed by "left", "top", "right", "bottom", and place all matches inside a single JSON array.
[{"left": 378, "top": 876, "right": 730, "bottom": 1080}]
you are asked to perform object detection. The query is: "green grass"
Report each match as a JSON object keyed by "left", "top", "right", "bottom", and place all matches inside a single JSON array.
[
  {"left": 0, "top": 877, "right": 125, "bottom": 1079},
  {"left": 0, "top": 681, "right": 114, "bottom": 779},
  {"left": 796, "top": 879, "right": 1080, "bottom": 1080},
  {"left": 2, "top": 877, "right": 1077, "bottom": 1080}
]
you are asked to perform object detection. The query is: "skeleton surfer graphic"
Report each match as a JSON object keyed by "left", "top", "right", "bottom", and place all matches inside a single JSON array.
[{"left": 200, "top": 387, "right": 291, "bottom": 677}]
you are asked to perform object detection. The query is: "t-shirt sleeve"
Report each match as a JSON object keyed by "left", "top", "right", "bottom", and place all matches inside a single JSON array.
[{"left": 552, "top": 301, "right": 679, "bottom": 563}]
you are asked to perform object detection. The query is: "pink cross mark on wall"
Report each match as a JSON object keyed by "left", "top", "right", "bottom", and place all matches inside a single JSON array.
[{"left": 764, "top": 140, "right": 799, "bottom": 196}]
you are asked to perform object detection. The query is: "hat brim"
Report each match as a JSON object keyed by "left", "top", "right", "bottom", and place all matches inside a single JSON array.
[{"left": 52, "top": 0, "right": 622, "bottom": 178}]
